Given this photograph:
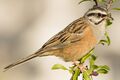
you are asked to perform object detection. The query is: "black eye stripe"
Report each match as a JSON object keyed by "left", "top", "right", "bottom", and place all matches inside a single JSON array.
[
  {"left": 97, "top": 13, "right": 107, "bottom": 17},
  {"left": 87, "top": 13, "right": 96, "bottom": 17},
  {"left": 98, "top": 13, "right": 101, "bottom": 16},
  {"left": 101, "top": 14, "right": 107, "bottom": 17},
  {"left": 87, "top": 13, "right": 107, "bottom": 17}
]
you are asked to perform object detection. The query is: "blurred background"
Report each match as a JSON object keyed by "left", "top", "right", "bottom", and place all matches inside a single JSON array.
[{"left": 0, "top": 0, "right": 120, "bottom": 80}]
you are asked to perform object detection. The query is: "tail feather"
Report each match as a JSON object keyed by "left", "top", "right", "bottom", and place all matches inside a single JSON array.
[{"left": 4, "top": 53, "right": 38, "bottom": 71}]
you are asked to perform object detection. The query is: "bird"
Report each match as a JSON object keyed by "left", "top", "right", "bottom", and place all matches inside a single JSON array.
[{"left": 4, "top": 5, "right": 113, "bottom": 71}]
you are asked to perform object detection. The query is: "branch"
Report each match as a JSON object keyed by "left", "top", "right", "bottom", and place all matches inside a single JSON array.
[
  {"left": 106, "top": 0, "right": 114, "bottom": 11},
  {"left": 93, "top": 0, "right": 98, "bottom": 6}
]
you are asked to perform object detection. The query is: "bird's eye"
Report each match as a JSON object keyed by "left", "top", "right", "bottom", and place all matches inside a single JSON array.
[
  {"left": 98, "top": 13, "right": 101, "bottom": 17},
  {"left": 101, "top": 14, "right": 107, "bottom": 17},
  {"left": 97, "top": 13, "right": 107, "bottom": 17}
]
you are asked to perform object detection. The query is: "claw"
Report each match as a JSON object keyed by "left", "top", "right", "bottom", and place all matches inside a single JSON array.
[{"left": 73, "top": 61, "right": 87, "bottom": 72}]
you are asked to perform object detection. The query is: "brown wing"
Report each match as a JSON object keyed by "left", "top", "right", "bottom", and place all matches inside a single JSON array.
[{"left": 41, "top": 17, "right": 87, "bottom": 51}]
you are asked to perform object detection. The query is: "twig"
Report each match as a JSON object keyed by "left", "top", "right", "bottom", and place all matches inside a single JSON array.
[
  {"left": 93, "top": 0, "right": 98, "bottom": 6},
  {"left": 106, "top": 0, "right": 113, "bottom": 11}
]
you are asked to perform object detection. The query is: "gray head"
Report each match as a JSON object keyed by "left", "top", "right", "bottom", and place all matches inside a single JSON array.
[{"left": 84, "top": 6, "right": 112, "bottom": 25}]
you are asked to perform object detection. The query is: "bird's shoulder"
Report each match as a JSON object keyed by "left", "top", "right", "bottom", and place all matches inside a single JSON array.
[{"left": 41, "top": 17, "right": 88, "bottom": 50}]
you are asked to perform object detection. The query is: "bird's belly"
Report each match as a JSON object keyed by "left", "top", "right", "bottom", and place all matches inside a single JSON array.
[{"left": 59, "top": 32, "right": 97, "bottom": 61}]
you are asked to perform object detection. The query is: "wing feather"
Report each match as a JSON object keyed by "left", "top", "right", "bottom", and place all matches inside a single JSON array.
[{"left": 41, "top": 17, "right": 87, "bottom": 50}]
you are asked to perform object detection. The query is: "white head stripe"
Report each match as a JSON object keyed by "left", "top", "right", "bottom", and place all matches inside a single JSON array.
[{"left": 88, "top": 10, "right": 107, "bottom": 15}]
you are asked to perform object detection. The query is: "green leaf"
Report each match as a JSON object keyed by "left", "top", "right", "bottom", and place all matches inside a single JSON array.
[
  {"left": 105, "top": 32, "right": 111, "bottom": 46},
  {"left": 52, "top": 64, "right": 68, "bottom": 70},
  {"left": 87, "top": 65, "right": 98, "bottom": 75},
  {"left": 99, "top": 32, "right": 111, "bottom": 46},
  {"left": 89, "top": 55, "right": 97, "bottom": 67},
  {"left": 91, "top": 65, "right": 99, "bottom": 70},
  {"left": 99, "top": 40, "right": 107, "bottom": 45},
  {"left": 91, "top": 55, "right": 97, "bottom": 61},
  {"left": 73, "top": 68, "right": 81, "bottom": 80},
  {"left": 83, "top": 71, "right": 92, "bottom": 80},
  {"left": 97, "top": 65, "right": 110, "bottom": 74},
  {"left": 113, "top": 8, "right": 120, "bottom": 10},
  {"left": 69, "top": 66, "right": 74, "bottom": 73},
  {"left": 98, "top": 65, "right": 110, "bottom": 71},
  {"left": 98, "top": 0, "right": 106, "bottom": 2},
  {"left": 69, "top": 69, "right": 74, "bottom": 74},
  {"left": 106, "top": 19, "right": 112, "bottom": 27},
  {"left": 80, "top": 50, "right": 94, "bottom": 63},
  {"left": 112, "top": 0, "right": 116, "bottom": 2},
  {"left": 89, "top": 54, "right": 98, "bottom": 75},
  {"left": 97, "top": 69, "right": 108, "bottom": 74}
]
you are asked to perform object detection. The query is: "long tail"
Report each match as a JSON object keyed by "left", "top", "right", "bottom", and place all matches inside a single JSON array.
[{"left": 4, "top": 53, "right": 40, "bottom": 71}]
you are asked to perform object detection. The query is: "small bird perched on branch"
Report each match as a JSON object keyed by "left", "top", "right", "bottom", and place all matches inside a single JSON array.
[{"left": 4, "top": 0, "right": 113, "bottom": 71}]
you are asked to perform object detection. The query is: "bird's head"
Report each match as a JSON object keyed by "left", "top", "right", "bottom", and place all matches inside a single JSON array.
[{"left": 84, "top": 6, "right": 113, "bottom": 25}]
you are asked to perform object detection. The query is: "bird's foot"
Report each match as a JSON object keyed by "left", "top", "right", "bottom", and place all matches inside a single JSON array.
[{"left": 73, "top": 61, "right": 87, "bottom": 72}]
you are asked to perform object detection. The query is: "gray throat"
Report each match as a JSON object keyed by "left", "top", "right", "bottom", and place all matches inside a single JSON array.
[{"left": 88, "top": 19, "right": 106, "bottom": 43}]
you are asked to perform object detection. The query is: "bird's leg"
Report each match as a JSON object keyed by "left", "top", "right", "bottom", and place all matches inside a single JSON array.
[{"left": 73, "top": 61, "right": 86, "bottom": 72}]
